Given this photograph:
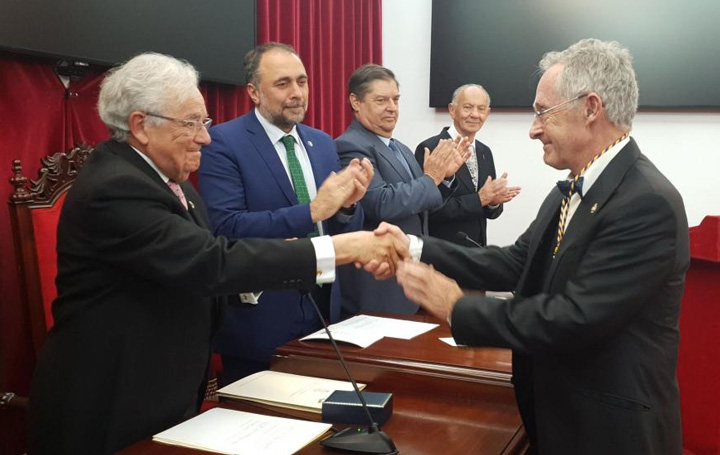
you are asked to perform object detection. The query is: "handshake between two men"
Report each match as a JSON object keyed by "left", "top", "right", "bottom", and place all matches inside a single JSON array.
[
  {"left": 330, "top": 222, "right": 461, "bottom": 322},
  {"left": 318, "top": 140, "right": 470, "bottom": 320}
]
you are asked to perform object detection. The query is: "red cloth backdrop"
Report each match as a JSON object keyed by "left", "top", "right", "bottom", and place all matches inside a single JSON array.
[{"left": 0, "top": 1, "right": 381, "bottom": 452}]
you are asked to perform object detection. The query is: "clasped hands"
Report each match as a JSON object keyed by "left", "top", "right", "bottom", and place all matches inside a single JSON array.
[
  {"left": 332, "top": 222, "right": 463, "bottom": 321},
  {"left": 423, "top": 136, "right": 472, "bottom": 185},
  {"left": 311, "top": 158, "right": 373, "bottom": 223}
]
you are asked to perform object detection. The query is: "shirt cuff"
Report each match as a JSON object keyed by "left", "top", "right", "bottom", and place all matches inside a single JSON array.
[
  {"left": 408, "top": 234, "right": 423, "bottom": 263},
  {"left": 239, "top": 292, "right": 263, "bottom": 304},
  {"left": 311, "top": 235, "right": 336, "bottom": 284},
  {"left": 442, "top": 175, "right": 455, "bottom": 187}
]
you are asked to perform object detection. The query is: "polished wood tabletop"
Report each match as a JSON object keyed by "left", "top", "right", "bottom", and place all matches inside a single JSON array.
[{"left": 119, "top": 313, "right": 526, "bottom": 455}]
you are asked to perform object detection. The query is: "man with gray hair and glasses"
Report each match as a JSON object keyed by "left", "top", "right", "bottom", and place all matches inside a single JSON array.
[
  {"left": 27, "top": 52, "right": 407, "bottom": 455},
  {"left": 389, "top": 39, "right": 688, "bottom": 455}
]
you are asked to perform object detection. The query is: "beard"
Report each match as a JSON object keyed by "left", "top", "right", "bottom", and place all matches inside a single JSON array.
[{"left": 267, "top": 102, "right": 307, "bottom": 131}]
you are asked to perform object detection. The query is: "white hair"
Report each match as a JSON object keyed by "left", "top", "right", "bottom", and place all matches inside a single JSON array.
[
  {"left": 98, "top": 52, "right": 200, "bottom": 141},
  {"left": 451, "top": 84, "right": 491, "bottom": 106},
  {"left": 539, "top": 38, "right": 638, "bottom": 129}
]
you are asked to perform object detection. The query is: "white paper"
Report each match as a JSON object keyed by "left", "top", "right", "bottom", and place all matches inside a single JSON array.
[
  {"left": 301, "top": 315, "right": 439, "bottom": 348},
  {"left": 300, "top": 316, "right": 385, "bottom": 348},
  {"left": 360, "top": 315, "right": 439, "bottom": 340},
  {"left": 153, "top": 407, "right": 331, "bottom": 455},
  {"left": 439, "top": 337, "right": 466, "bottom": 347},
  {"left": 217, "top": 370, "right": 364, "bottom": 413}
]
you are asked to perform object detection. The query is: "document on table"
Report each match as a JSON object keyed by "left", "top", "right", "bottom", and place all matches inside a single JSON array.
[
  {"left": 301, "top": 314, "right": 439, "bottom": 348},
  {"left": 439, "top": 337, "right": 467, "bottom": 347},
  {"left": 153, "top": 407, "right": 331, "bottom": 455},
  {"left": 217, "top": 370, "right": 364, "bottom": 413}
]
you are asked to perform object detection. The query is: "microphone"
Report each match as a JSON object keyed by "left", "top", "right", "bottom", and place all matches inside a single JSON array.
[
  {"left": 305, "top": 292, "right": 398, "bottom": 455},
  {"left": 457, "top": 231, "right": 482, "bottom": 248}
]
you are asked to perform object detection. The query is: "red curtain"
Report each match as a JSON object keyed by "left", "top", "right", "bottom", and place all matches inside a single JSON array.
[{"left": 0, "top": 1, "right": 380, "bottom": 452}]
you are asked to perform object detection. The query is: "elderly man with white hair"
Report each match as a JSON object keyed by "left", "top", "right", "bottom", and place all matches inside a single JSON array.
[
  {"left": 27, "top": 52, "right": 405, "bottom": 455},
  {"left": 391, "top": 39, "right": 689, "bottom": 455}
]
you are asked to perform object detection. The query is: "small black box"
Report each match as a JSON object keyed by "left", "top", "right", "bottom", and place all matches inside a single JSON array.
[{"left": 321, "top": 390, "right": 393, "bottom": 426}]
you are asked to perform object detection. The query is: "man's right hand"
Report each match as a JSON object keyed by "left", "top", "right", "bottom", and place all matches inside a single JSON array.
[{"left": 332, "top": 225, "right": 410, "bottom": 276}]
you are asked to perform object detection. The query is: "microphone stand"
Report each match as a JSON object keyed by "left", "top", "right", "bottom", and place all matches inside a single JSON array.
[
  {"left": 457, "top": 231, "right": 482, "bottom": 248},
  {"left": 305, "top": 293, "right": 398, "bottom": 455}
]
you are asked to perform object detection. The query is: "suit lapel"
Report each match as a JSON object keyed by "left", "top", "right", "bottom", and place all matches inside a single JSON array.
[
  {"left": 352, "top": 120, "right": 413, "bottom": 182},
  {"left": 297, "top": 125, "right": 326, "bottom": 189},
  {"left": 440, "top": 127, "right": 475, "bottom": 191},
  {"left": 513, "top": 189, "right": 563, "bottom": 295},
  {"left": 455, "top": 138, "right": 478, "bottom": 192},
  {"left": 181, "top": 183, "right": 209, "bottom": 228},
  {"left": 111, "top": 142, "right": 198, "bottom": 223},
  {"left": 246, "top": 112, "right": 297, "bottom": 205},
  {"left": 547, "top": 138, "right": 641, "bottom": 276}
]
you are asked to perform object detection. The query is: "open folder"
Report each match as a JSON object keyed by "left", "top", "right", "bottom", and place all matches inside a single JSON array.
[
  {"left": 153, "top": 407, "right": 331, "bottom": 455},
  {"left": 217, "top": 370, "right": 365, "bottom": 413}
]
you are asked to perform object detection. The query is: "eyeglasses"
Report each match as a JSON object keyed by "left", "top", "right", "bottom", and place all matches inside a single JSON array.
[
  {"left": 533, "top": 94, "right": 587, "bottom": 121},
  {"left": 145, "top": 112, "right": 213, "bottom": 133}
]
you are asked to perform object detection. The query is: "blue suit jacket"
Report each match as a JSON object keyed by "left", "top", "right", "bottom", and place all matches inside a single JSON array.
[
  {"left": 335, "top": 119, "right": 455, "bottom": 315},
  {"left": 198, "top": 110, "right": 363, "bottom": 362}
]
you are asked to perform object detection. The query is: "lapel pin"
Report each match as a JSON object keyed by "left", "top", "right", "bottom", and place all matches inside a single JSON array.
[
  {"left": 188, "top": 200, "right": 195, "bottom": 210},
  {"left": 308, "top": 140, "right": 314, "bottom": 147},
  {"left": 590, "top": 203, "right": 598, "bottom": 214}
]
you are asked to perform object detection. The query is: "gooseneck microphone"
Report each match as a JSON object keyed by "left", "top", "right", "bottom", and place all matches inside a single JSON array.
[
  {"left": 457, "top": 231, "right": 482, "bottom": 248},
  {"left": 305, "top": 292, "right": 398, "bottom": 455}
]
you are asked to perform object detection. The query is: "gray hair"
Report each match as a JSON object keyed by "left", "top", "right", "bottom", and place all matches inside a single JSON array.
[
  {"left": 98, "top": 52, "right": 200, "bottom": 142},
  {"left": 451, "top": 84, "right": 491, "bottom": 106},
  {"left": 243, "top": 42, "right": 299, "bottom": 86},
  {"left": 539, "top": 38, "right": 638, "bottom": 129}
]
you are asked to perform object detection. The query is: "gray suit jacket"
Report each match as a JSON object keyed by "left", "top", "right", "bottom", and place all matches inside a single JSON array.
[
  {"left": 335, "top": 119, "right": 455, "bottom": 314},
  {"left": 421, "top": 138, "right": 687, "bottom": 455}
]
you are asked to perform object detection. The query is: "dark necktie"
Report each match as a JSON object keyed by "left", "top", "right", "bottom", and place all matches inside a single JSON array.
[
  {"left": 281, "top": 135, "right": 311, "bottom": 204},
  {"left": 281, "top": 135, "right": 318, "bottom": 237},
  {"left": 388, "top": 139, "right": 413, "bottom": 178}
]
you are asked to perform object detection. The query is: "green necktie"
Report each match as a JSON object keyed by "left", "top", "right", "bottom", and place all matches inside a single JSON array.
[{"left": 281, "top": 135, "right": 318, "bottom": 236}]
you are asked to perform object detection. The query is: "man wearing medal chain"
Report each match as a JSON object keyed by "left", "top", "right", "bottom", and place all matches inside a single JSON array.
[{"left": 379, "top": 39, "right": 689, "bottom": 455}]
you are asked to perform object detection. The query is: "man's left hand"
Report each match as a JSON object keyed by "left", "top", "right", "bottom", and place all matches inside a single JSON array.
[
  {"left": 397, "top": 261, "right": 463, "bottom": 321},
  {"left": 342, "top": 158, "right": 374, "bottom": 207}
]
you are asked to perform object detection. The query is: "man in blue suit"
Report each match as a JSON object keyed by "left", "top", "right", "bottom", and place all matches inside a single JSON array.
[
  {"left": 198, "top": 43, "right": 370, "bottom": 384},
  {"left": 335, "top": 64, "right": 468, "bottom": 315}
]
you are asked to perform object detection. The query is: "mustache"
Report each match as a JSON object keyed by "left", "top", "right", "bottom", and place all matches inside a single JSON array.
[{"left": 284, "top": 101, "right": 306, "bottom": 109}]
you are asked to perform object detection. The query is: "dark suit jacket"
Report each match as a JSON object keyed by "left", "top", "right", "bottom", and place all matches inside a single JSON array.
[
  {"left": 28, "top": 140, "right": 317, "bottom": 455},
  {"left": 421, "top": 139, "right": 687, "bottom": 455},
  {"left": 197, "top": 110, "right": 362, "bottom": 365},
  {"left": 335, "top": 119, "right": 455, "bottom": 315},
  {"left": 415, "top": 127, "right": 502, "bottom": 246}
]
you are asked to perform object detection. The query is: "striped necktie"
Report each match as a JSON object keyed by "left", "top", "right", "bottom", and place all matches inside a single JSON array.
[{"left": 553, "top": 132, "right": 628, "bottom": 257}]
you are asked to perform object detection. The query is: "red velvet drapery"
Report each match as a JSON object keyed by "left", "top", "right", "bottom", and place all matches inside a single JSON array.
[{"left": 0, "top": 1, "right": 381, "bottom": 452}]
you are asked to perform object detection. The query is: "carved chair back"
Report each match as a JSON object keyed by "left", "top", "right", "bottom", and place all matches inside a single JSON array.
[{"left": 8, "top": 144, "right": 93, "bottom": 355}]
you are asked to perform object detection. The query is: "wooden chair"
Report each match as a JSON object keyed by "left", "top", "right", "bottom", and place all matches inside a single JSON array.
[
  {"left": 2, "top": 144, "right": 92, "bottom": 415},
  {"left": 8, "top": 144, "right": 93, "bottom": 356}
]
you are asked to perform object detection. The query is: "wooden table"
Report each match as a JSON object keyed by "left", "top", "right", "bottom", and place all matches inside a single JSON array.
[{"left": 120, "top": 313, "right": 526, "bottom": 455}]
